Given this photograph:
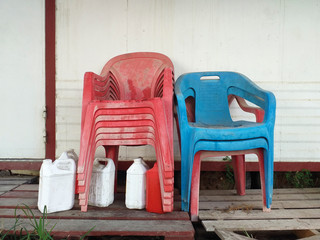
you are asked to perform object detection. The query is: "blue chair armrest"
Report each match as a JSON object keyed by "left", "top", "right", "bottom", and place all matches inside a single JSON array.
[
  {"left": 228, "top": 81, "right": 276, "bottom": 125},
  {"left": 174, "top": 87, "right": 189, "bottom": 126}
]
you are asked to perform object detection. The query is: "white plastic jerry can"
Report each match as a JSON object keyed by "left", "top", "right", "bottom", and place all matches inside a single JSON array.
[
  {"left": 125, "top": 157, "right": 148, "bottom": 209},
  {"left": 88, "top": 158, "right": 115, "bottom": 207},
  {"left": 37, "top": 150, "right": 77, "bottom": 213}
]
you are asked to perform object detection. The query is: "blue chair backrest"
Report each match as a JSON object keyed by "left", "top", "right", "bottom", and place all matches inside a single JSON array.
[{"left": 176, "top": 72, "right": 267, "bottom": 125}]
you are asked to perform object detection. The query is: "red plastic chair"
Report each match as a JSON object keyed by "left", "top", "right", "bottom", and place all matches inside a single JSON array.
[
  {"left": 77, "top": 52, "right": 174, "bottom": 212},
  {"left": 188, "top": 95, "right": 266, "bottom": 221}
]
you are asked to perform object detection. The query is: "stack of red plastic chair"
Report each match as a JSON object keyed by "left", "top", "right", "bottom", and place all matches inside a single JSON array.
[{"left": 76, "top": 52, "right": 174, "bottom": 212}]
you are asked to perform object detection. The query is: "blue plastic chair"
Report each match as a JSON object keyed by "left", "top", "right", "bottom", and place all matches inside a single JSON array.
[{"left": 175, "top": 72, "right": 276, "bottom": 220}]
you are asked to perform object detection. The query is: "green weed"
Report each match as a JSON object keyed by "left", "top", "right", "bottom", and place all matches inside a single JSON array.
[
  {"left": 1, "top": 205, "right": 54, "bottom": 240},
  {"left": 223, "top": 156, "right": 235, "bottom": 185},
  {"left": 285, "top": 169, "right": 314, "bottom": 188},
  {"left": 225, "top": 164, "right": 235, "bottom": 185},
  {"left": 0, "top": 205, "right": 95, "bottom": 240},
  {"left": 243, "top": 230, "right": 254, "bottom": 238}
]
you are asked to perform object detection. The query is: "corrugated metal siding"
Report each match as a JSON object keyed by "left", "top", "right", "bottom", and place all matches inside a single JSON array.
[{"left": 56, "top": 0, "right": 320, "bottom": 162}]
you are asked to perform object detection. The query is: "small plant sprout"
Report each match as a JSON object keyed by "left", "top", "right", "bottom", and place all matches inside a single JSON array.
[{"left": 0, "top": 205, "right": 95, "bottom": 240}]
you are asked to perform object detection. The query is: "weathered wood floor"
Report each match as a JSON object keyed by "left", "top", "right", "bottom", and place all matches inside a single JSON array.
[
  {"left": 3, "top": 176, "right": 320, "bottom": 240},
  {"left": 199, "top": 188, "right": 320, "bottom": 240},
  {"left": 0, "top": 177, "right": 194, "bottom": 240}
]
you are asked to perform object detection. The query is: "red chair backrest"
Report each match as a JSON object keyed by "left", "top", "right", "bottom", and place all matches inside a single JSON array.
[{"left": 100, "top": 52, "right": 173, "bottom": 100}]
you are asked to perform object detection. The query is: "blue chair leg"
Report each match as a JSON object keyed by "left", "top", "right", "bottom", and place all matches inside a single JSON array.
[
  {"left": 185, "top": 155, "right": 195, "bottom": 212},
  {"left": 264, "top": 148, "right": 274, "bottom": 210},
  {"left": 181, "top": 142, "right": 190, "bottom": 212}
]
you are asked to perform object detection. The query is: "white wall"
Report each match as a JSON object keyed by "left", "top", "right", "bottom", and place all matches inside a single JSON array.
[
  {"left": 56, "top": 0, "right": 320, "bottom": 163},
  {"left": 0, "top": 0, "right": 45, "bottom": 158}
]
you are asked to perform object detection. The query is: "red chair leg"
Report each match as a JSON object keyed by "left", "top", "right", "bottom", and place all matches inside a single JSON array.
[
  {"left": 79, "top": 161, "right": 94, "bottom": 212},
  {"left": 104, "top": 146, "right": 119, "bottom": 192},
  {"left": 232, "top": 155, "right": 246, "bottom": 196},
  {"left": 81, "top": 204, "right": 88, "bottom": 212},
  {"left": 190, "top": 152, "right": 201, "bottom": 222},
  {"left": 257, "top": 149, "right": 269, "bottom": 212},
  {"left": 79, "top": 141, "right": 96, "bottom": 212}
]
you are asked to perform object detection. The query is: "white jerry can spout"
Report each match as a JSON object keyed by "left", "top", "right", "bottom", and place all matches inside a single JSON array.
[{"left": 37, "top": 150, "right": 77, "bottom": 213}]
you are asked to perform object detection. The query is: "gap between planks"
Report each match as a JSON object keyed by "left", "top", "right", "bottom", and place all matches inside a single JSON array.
[{"left": 215, "top": 229, "right": 257, "bottom": 240}]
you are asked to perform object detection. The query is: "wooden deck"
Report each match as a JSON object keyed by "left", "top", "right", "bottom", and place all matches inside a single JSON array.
[
  {"left": 3, "top": 176, "right": 320, "bottom": 240},
  {"left": 199, "top": 188, "right": 320, "bottom": 239},
  {"left": 0, "top": 177, "right": 194, "bottom": 240}
]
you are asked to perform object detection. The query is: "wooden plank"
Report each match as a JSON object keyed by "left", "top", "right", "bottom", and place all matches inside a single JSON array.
[
  {"left": 0, "top": 161, "right": 42, "bottom": 171},
  {"left": 14, "top": 184, "right": 39, "bottom": 191},
  {"left": 0, "top": 185, "right": 18, "bottom": 192},
  {"left": 0, "top": 208, "right": 190, "bottom": 221},
  {"left": 200, "top": 200, "right": 320, "bottom": 210},
  {"left": 268, "top": 188, "right": 320, "bottom": 194},
  {"left": 1, "top": 190, "right": 127, "bottom": 200},
  {"left": 200, "top": 193, "right": 320, "bottom": 202},
  {"left": 0, "top": 197, "right": 128, "bottom": 210},
  {"left": 215, "top": 229, "right": 257, "bottom": 240},
  {"left": 0, "top": 198, "right": 38, "bottom": 209},
  {"left": 0, "top": 180, "right": 30, "bottom": 185},
  {"left": 164, "top": 233, "right": 194, "bottom": 240},
  {"left": 0, "top": 176, "right": 37, "bottom": 182},
  {"left": 199, "top": 209, "right": 320, "bottom": 220},
  {"left": 200, "top": 188, "right": 320, "bottom": 196},
  {"left": 45, "top": 0, "right": 56, "bottom": 160},
  {"left": 0, "top": 197, "right": 182, "bottom": 212},
  {"left": 1, "top": 191, "right": 38, "bottom": 198},
  {"left": 202, "top": 219, "right": 320, "bottom": 232},
  {"left": 0, "top": 218, "right": 194, "bottom": 238}
]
